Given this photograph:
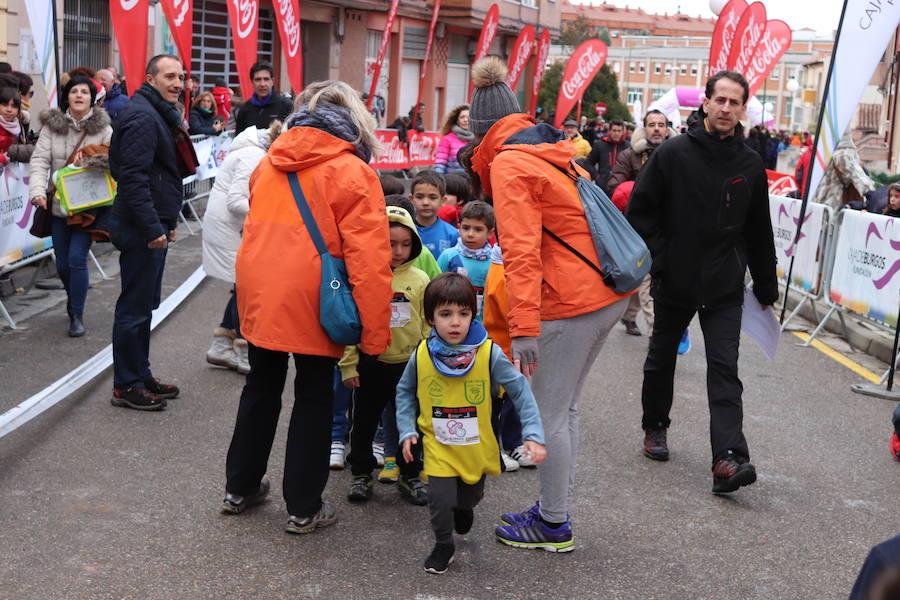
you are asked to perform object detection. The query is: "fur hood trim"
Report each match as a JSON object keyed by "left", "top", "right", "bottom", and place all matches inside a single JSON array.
[
  {"left": 630, "top": 126, "right": 679, "bottom": 154},
  {"left": 39, "top": 107, "right": 111, "bottom": 135}
]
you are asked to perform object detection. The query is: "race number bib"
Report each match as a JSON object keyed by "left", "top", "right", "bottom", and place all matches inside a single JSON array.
[
  {"left": 432, "top": 406, "right": 479, "bottom": 446},
  {"left": 390, "top": 301, "right": 411, "bottom": 328}
]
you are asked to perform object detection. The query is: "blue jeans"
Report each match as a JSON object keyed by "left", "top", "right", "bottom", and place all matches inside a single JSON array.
[
  {"left": 112, "top": 245, "right": 167, "bottom": 389},
  {"left": 219, "top": 286, "right": 241, "bottom": 338},
  {"left": 382, "top": 397, "right": 399, "bottom": 459},
  {"left": 51, "top": 217, "right": 92, "bottom": 315},
  {"left": 331, "top": 369, "right": 351, "bottom": 443},
  {"left": 499, "top": 395, "right": 524, "bottom": 452}
]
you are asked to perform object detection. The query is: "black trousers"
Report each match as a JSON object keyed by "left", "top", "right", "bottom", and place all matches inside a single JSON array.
[
  {"left": 347, "top": 356, "right": 422, "bottom": 478},
  {"left": 428, "top": 476, "right": 485, "bottom": 545},
  {"left": 641, "top": 302, "right": 749, "bottom": 463},
  {"left": 225, "top": 343, "right": 335, "bottom": 517}
]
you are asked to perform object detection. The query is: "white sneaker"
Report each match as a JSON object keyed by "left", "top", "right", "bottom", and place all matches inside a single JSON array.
[
  {"left": 329, "top": 442, "right": 345, "bottom": 470},
  {"left": 372, "top": 442, "right": 385, "bottom": 467},
  {"left": 501, "top": 451, "right": 520, "bottom": 472},
  {"left": 233, "top": 338, "right": 250, "bottom": 374},
  {"left": 206, "top": 328, "right": 238, "bottom": 370},
  {"left": 510, "top": 445, "right": 537, "bottom": 468}
]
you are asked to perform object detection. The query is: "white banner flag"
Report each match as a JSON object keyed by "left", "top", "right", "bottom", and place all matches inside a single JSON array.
[
  {"left": 22, "top": 0, "right": 58, "bottom": 108},
  {"left": 807, "top": 1, "right": 900, "bottom": 202},
  {"left": 0, "top": 162, "right": 51, "bottom": 267},
  {"left": 769, "top": 195, "right": 829, "bottom": 295}
]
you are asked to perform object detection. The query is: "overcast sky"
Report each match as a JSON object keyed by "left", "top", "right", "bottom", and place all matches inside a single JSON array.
[{"left": 571, "top": 0, "right": 845, "bottom": 35}]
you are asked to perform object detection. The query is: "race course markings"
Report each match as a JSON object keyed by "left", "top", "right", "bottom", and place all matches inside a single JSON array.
[{"left": 790, "top": 331, "right": 881, "bottom": 384}]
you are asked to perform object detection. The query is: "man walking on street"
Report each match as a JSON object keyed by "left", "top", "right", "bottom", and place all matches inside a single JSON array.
[
  {"left": 627, "top": 71, "right": 778, "bottom": 493},
  {"left": 587, "top": 119, "right": 629, "bottom": 194},
  {"left": 234, "top": 62, "right": 293, "bottom": 134},
  {"left": 108, "top": 54, "right": 198, "bottom": 411}
]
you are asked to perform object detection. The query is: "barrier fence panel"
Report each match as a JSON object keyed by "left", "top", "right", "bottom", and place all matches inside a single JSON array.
[{"left": 768, "top": 194, "right": 833, "bottom": 329}]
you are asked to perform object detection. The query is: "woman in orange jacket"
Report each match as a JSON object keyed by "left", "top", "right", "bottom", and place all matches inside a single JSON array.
[
  {"left": 467, "top": 58, "right": 633, "bottom": 552},
  {"left": 221, "top": 81, "right": 394, "bottom": 534}
]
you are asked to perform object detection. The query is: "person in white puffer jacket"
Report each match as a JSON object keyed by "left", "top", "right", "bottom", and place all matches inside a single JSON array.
[{"left": 202, "top": 121, "right": 281, "bottom": 373}]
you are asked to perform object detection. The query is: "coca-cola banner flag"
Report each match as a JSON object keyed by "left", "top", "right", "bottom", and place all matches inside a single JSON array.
[
  {"left": 370, "top": 129, "right": 410, "bottom": 170},
  {"left": 726, "top": 2, "right": 767, "bottom": 74},
  {"left": 529, "top": 29, "right": 551, "bottom": 117},
  {"left": 366, "top": 0, "right": 401, "bottom": 111},
  {"left": 408, "top": 131, "right": 441, "bottom": 167},
  {"left": 745, "top": 20, "right": 792, "bottom": 97},
  {"left": 110, "top": 0, "right": 150, "bottom": 98},
  {"left": 505, "top": 25, "right": 536, "bottom": 91},
  {"left": 410, "top": 0, "right": 441, "bottom": 131},
  {"left": 227, "top": 0, "right": 260, "bottom": 100},
  {"left": 161, "top": 0, "right": 193, "bottom": 71},
  {"left": 469, "top": 3, "right": 500, "bottom": 99},
  {"left": 553, "top": 39, "right": 607, "bottom": 128},
  {"left": 273, "top": 0, "right": 303, "bottom": 93},
  {"left": 708, "top": 0, "right": 748, "bottom": 77}
]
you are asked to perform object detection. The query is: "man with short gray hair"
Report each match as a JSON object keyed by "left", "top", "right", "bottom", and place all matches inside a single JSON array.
[{"left": 95, "top": 68, "right": 129, "bottom": 120}]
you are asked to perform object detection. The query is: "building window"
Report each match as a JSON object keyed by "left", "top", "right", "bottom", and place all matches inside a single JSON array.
[
  {"left": 629, "top": 63, "right": 635, "bottom": 73},
  {"left": 664, "top": 64, "right": 671, "bottom": 75},
  {"left": 680, "top": 64, "right": 687, "bottom": 75},
  {"left": 521, "top": 0, "right": 537, "bottom": 7},
  {"left": 652, "top": 88, "right": 666, "bottom": 101},
  {"left": 691, "top": 65, "right": 698, "bottom": 76},
  {"left": 654, "top": 64, "right": 661, "bottom": 75},
  {"left": 613, "top": 62, "right": 620, "bottom": 73},
  {"left": 627, "top": 88, "right": 643, "bottom": 104},
  {"left": 63, "top": 0, "right": 111, "bottom": 71},
  {"left": 403, "top": 26, "right": 428, "bottom": 59},
  {"left": 638, "top": 62, "right": 645, "bottom": 73},
  {"left": 785, "top": 96, "right": 793, "bottom": 118},
  {"left": 771, "top": 70, "right": 780, "bottom": 80}
]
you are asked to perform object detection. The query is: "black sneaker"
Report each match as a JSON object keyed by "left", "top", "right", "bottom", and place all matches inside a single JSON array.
[
  {"left": 221, "top": 479, "right": 270, "bottom": 514},
  {"left": 347, "top": 475, "right": 374, "bottom": 502},
  {"left": 398, "top": 476, "right": 428, "bottom": 506},
  {"left": 712, "top": 456, "right": 757, "bottom": 494},
  {"left": 143, "top": 377, "right": 180, "bottom": 400},
  {"left": 423, "top": 542, "right": 455, "bottom": 574},
  {"left": 286, "top": 502, "right": 337, "bottom": 534},
  {"left": 454, "top": 508, "right": 474, "bottom": 534},
  {"left": 111, "top": 387, "right": 166, "bottom": 411},
  {"left": 643, "top": 428, "right": 670, "bottom": 461}
]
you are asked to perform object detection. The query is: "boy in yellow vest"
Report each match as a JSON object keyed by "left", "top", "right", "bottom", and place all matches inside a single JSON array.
[{"left": 396, "top": 273, "right": 546, "bottom": 574}]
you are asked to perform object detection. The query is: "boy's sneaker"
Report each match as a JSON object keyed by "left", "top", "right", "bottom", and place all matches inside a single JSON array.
[
  {"left": 499, "top": 500, "right": 541, "bottom": 527},
  {"left": 643, "top": 428, "right": 670, "bottom": 461},
  {"left": 329, "top": 442, "right": 346, "bottom": 470},
  {"left": 622, "top": 319, "right": 642, "bottom": 336},
  {"left": 509, "top": 445, "right": 537, "bottom": 468},
  {"left": 712, "top": 455, "right": 757, "bottom": 494},
  {"left": 677, "top": 327, "right": 691, "bottom": 355},
  {"left": 501, "top": 451, "right": 520, "bottom": 472},
  {"left": 347, "top": 475, "right": 373, "bottom": 502},
  {"left": 221, "top": 479, "right": 270, "bottom": 514},
  {"left": 378, "top": 457, "right": 399, "bottom": 483},
  {"left": 143, "top": 377, "right": 180, "bottom": 400},
  {"left": 286, "top": 501, "right": 337, "bottom": 534},
  {"left": 495, "top": 512, "right": 575, "bottom": 552},
  {"left": 890, "top": 432, "right": 900, "bottom": 462},
  {"left": 398, "top": 475, "right": 428, "bottom": 506},
  {"left": 372, "top": 442, "right": 385, "bottom": 467},
  {"left": 454, "top": 508, "right": 474, "bottom": 534},
  {"left": 423, "top": 542, "right": 456, "bottom": 574},
  {"left": 111, "top": 387, "right": 166, "bottom": 411}
]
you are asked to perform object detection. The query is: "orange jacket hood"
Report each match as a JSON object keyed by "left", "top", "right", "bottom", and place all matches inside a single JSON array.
[
  {"left": 472, "top": 113, "right": 577, "bottom": 198},
  {"left": 268, "top": 126, "right": 362, "bottom": 173}
]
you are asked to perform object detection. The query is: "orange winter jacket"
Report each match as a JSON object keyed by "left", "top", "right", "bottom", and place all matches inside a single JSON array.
[
  {"left": 472, "top": 113, "right": 632, "bottom": 338},
  {"left": 235, "top": 127, "right": 394, "bottom": 358},
  {"left": 483, "top": 260, "right": 512, "bottom": 358}
]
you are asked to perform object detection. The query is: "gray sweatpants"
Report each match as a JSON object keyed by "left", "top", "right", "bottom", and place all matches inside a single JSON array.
[
  {"left": 428, "top": 475, "right": 485, "bottom": 545},
  {"left": 533, "top": 299, "right": 628, "bottom": 523}
]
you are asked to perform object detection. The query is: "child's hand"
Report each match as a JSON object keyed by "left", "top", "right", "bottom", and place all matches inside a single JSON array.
[
  {"left": 402, "top": 436, "right": 418, "bottom": 463},
  {"left": 523, "top": 441, "right": 546, "bottom": 465},
  {"left": 343, "top": 376, "right": 360, "bottom": 388}
]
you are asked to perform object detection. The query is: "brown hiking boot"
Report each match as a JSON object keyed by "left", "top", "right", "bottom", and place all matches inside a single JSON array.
[{"left": 643, "top": 428, "right": 670, "bottom": 461}]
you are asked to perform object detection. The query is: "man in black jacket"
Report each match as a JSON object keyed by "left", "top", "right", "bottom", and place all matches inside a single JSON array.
[
  {"left": 108, "top": 54, "right": 192, "bottom": 411},
  {"left": 586, "top": 119, "right": 629, "bottom": 194},
  {"left": 627, "top": 71, "right": 778, "bottom": 494},
  {"left": 234, "top": 61, "right": 293, "bottom": 134}
]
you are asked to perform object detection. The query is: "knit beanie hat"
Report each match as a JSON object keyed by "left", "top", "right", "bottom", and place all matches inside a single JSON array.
[{"left": 469, "top": 57, "right": 520, "bottom": 136}]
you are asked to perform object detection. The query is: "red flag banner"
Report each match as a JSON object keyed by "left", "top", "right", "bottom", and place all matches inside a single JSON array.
[
  {"left": 708, "top": 0, "right": 748, "bottom": 77},
  {"left": 227, "top": 0, "right": 260, "bottom": 100},
  {"left": 366, "top": 0, "right": 401, "bottom": 111},
  {"left": 469, "top": 3, "right": 500, "bottom": 98},
  {"left": 505, "top": 25, "right": 536, "bottom": 91},
  {"left": 370, "top": 129, "right": 410, "bottom": 170},
  {"left": 529, "top": 29, "right": 551, "bottom": 117},
  {"left": 727, "top": 2, "right": 767, "bottom": 74},
  {"left": 160, "top": 0, "right": 193, "bottom": 71},
  {"left": 766, "top": 169, "right": 799, "bottom": 196},
  {"left": 408, "top": 131, "right": 442, "bottom": 167},
  {"left": 744, "top": 20, "right": 792, "bottom": 97},
  {"left": 273, "top": 0, "right": 303, "bottom": 94},
  {"left": 553, "top": 39, "right": 607, "bottom": 128},
  {"left": 411, "top": 0, "right": 441, "bottom": 131},
  {"left": 110, "top": 0, "right": 150, "bottom": 98}
]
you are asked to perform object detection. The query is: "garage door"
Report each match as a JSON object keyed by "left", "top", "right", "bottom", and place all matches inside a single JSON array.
[
  {"left": 399, "top": 60, "right": 421, "bottom": 121},
  {"left": 446, "top": 63, "right": 470, "bottom": 111}
]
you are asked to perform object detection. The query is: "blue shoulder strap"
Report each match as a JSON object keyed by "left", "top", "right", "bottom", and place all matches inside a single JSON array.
[{"left": 287, "top": 171, "right": 328, "bottom": 257}]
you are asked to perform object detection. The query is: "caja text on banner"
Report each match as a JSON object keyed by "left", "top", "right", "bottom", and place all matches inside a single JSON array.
[
  {"left": 366, "top": 0, "right": 401, "bottom": 111},
  {"left": 505, "top": 25, "right": 536, "bottom": 91},
  {"left": 226, "top": 0, "right": 260, "bottom": 101},
  {"left": 110, "top": 0, "right": 150, "bottom": 98},
  {"left": 469, "top": 3, "right": 500, "bottom": 99},
  {"left": 411, "top": 0, "right": 441, "bottom": 132},
  {"left": 553, "top": 39, "right": 607, "bottom": 128},
  {"left": 273, "top": 0, "right": 303, "bottom": 94},
  {"left": 530, "top": 29, "right": 551, "bottom": 118},
  {"left": 708, "top": 0, "right": 748, "bottom": 77}
]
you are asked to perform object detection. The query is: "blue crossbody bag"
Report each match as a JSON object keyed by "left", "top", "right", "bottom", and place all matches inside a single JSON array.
[{"left": 287, "top": 172, "right": 362, "bottom": 345}]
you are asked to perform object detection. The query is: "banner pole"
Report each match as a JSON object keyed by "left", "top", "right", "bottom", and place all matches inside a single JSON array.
[
  {"left": 779, "top": 0, "right": 849, "bottom": 324},
  {"left": 50, "top": 0, "right": 61, "bottom": 103},
  {"left": 887, "top": 293, "right": 900, "bottom": 391}
]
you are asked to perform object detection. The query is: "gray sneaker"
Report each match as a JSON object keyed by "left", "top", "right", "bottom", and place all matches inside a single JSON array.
[
  {"left": 221, "top": 479, "right": 270, "bottom": 514},
  {"left": 286, "top": 501, "right": 337, "bottom": 534}
]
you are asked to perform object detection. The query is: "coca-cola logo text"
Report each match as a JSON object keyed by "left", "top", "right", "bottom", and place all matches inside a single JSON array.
[
  {"left": 170, "top": 0, "right": 189, "bottom": 26},
  {"left": 277, "top": 0, "right": 300, "bottom": 57},
  {"left": 561, "top": 46, "right": 604, "bottom": 101},
  {"left": 120, "top": 0, "right": 140, "bottom": 10},
  {"left": 734, "top": 14, "right": 766, "bottom": 72},
  {"left": 478, "top": 20, "right": 498, "bottom": 59},
  {"left": 712, "top": 9, "right": 743, "bottom": 72},
  {"left": 506, "top": 32, "right": 534, "bottom": 87},
  {"left": 232, "top": 0, "right": 257, "bottom": 39},
  {"left": 409, "top": 134, "right": 439, "bottom": 162}
]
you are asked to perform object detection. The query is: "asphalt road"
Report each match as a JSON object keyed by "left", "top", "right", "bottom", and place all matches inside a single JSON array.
[{"left": 1, "top": 232, "right": 898, "bottom": 599}]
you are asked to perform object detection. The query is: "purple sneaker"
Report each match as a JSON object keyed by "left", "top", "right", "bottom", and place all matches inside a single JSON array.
[
  {"left": 499, "top": 500, "right": 541, "bottom": 527},
  {"left": 495, "top": 512, "right": 574, "bottom": 552}
]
